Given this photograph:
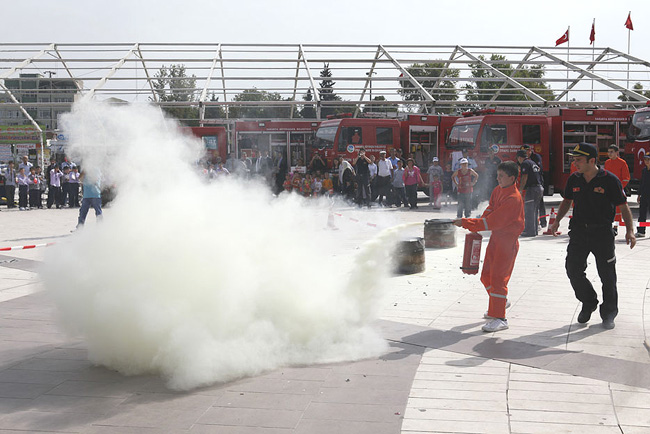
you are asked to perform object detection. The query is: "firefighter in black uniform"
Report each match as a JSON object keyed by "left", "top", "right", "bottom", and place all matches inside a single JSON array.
[{"left": 549, "top": 142, "right": 636, "bottom": 330}]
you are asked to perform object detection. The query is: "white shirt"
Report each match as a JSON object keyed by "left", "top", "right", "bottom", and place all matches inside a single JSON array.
[
  {"left": 50, "top": 169, "right": 62, "bottom": 187},
  {"left": 377, "top": 159, "right": 393, "bottom": 177},
  {"left": 368, "top": 162, "right": 377, "bottom": 179}
]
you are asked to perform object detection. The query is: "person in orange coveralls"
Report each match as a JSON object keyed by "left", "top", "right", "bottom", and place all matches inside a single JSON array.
[
  {"left": 453, "top": 161, "right": 525, "bottom": 332},
  {"left": 604, "top": 145, "right": 630, "bottom": 235}
]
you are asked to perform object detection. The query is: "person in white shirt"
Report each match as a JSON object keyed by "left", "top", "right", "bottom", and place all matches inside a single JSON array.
[
  {"left": 48, "top": 164, "right": 63, "bottom": 209},
  {"left": 17, "top": 168, "right": 29, "bottom": 210},
  {"left": 18, "top": 155, "right": 33, "bottom": 174},
  {"left": 376, "top": 150, "right": 394, "bottom": 206}
]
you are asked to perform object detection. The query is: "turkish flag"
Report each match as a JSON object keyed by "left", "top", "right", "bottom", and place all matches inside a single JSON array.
[
  {"left": 556, "top": 29, "right": 569, "bottom": 46},
  {"left": 625, "top": 12, "right": 634, "bottom": 30},
  {"left": 589, "top": 22, "right": 595, "bottom": 45}
]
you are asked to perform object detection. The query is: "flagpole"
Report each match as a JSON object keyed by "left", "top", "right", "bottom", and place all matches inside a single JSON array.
[
  {"left": 567, "top": 26, "right": 570, "bottom": 102},
  {"left": 627, "top": 11, "right": 631, "bottom": 91},
  {"left": 627, "top": 11, "right": 631, "bottom": 109},
  {"left": 591, "top": 19, "right": 595, "bottom": 103}
]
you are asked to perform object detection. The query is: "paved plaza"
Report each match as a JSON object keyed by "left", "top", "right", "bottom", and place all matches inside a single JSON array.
[{"left": 0, "top": 196, "right": 649, "bottom": 433}]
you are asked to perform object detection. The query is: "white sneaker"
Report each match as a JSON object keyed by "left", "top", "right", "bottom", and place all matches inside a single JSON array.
[
  {"left": 482, "top": 318, "right": 509, "bottom": 332},
  {"left": 635, "top": 232, "right": 645, "bottom": 238},
  {"left": 484, "top": 301, "right": 511, "bottom": 319}
]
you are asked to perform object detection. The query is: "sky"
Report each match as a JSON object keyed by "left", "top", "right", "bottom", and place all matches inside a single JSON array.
[{"left": 4, "top": 0, "right": 649, "bottom": 60}]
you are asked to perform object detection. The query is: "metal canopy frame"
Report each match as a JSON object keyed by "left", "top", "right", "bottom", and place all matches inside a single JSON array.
[{"left": 1, "top": 43, "right": 649, "bottom": 126}]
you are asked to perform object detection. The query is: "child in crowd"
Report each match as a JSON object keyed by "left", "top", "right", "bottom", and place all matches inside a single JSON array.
[
  {"left": 311, "top": 176, "right": 322, "bottom": 198},
  {"left": 452, "top": 158, "right": 479, "bottom": 218},
  {"left": 28, "top": 167, "right": 40, "bottom": 209},
  {"left": 391, "top": 159, "right": 408, "bottom": 207},
  {"left": 36, "top": 166, "right": 46, "bottom": 207},
  {"left": 17, "top": 167, "right": 29, "bottom": 210},
  {"left": 302, "top": 174, "right": 312, "bottom": 197},
  {"left": 431, "top": 174, "right": 443, "bottom": 209},
  {"left": 453, "top": 161, "right": 524, "bottom": 333},
  {"left": 443, "top": 162, "right": 453, "bottom": 206},
  {"left": 69, "top": 166, "right": 80, "bottom": 207},
  {"left": 283, "top": 173, "right": 293, "bottom": 192},
  {"left": 322, "top": 173, "right": 334, "bottom": 196},
  {"left": 291, "top": 173, "right": 302, "bottom": 192}
]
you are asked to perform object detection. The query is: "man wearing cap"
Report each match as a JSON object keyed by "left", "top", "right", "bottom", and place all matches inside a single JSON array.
[
  {"left": 522, "top": 144, "right": 547, "bottom": 227},
  {"left": 549, "top": 142, "right": 636, "bottom": 330},
  {"left": 604, "top": 145, "right": 631, "bottom": 235},
  {"left": 516, "top": 150, "right": 543, "bottom": 237},
  {"left": 636, "top": 154, "right": 650, "bottom": 238}
]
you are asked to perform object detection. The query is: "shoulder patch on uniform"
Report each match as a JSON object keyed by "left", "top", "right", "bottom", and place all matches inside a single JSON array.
[{"left": 594, "top": 187, "right": 605, "bottom": 194}]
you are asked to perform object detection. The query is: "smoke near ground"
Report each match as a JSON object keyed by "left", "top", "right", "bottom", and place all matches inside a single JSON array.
[{"left": 41, "top": 101, "right": 397, "bottom": 391}]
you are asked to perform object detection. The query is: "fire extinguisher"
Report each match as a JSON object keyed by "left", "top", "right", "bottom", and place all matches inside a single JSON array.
[{"left": 461, "top": 232, "right": 483, "bottom": 275}]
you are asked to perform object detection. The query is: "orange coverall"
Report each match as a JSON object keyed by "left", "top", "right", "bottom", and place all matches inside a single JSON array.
[
  {"left": 461, "top": 183, "right": 525, "bottom": 319},
  {"left": 604, "top": 157, "right": 630, "bottom": 223}
]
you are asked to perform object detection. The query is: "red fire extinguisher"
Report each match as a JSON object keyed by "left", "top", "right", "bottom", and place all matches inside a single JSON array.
[{"left": 461, "top": 232, "right": 483, "bottom": 275}]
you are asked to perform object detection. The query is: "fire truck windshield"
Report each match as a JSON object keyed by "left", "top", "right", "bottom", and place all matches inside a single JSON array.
[
  {"left": 630, "top": 111, "right": 650, "bottom": 140},
  {"left": 315, "top": 126, "right": 337, "bottom": 148},
  {"left": 447, "top": 124, "right": 480, "bottom": 149}
]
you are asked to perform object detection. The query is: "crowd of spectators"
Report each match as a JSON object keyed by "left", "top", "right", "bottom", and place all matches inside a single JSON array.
[
  {"left": 193, "top": 147, "right": 506, "bottom": 213},
  {"left": 0, "top": 156, "right": 83, "bottom": 211}
]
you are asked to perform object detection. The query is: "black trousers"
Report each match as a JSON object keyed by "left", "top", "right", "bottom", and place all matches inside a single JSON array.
[
  {"left": 18, "top": 185, "right": 28, "bottom": 208},
  {"left": 47, "top": 186, "right": 62, "bottom": 208},
  {"left": 565, "top": 226, "right": 618, "bottom": 320},
  {"left": 5, "top": 185, "right": 15, "bottom": 208},
  {"left": 405, "top": 184, "right": 418, "bottom": 208},
  {"left": 356, "top": 176, "right": 370, "bottom": 206},
  {"left": 29, "top": 189, "right": 40, "bottom": 208}
]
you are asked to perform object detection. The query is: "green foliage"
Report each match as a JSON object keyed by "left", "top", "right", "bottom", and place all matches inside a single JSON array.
[
  {"left": 204, "top": 93, "right": 225, "bottom": 119},
  {"left": 300, "top": 88, "right": 316, "bottom": 118},
  {"left": 362, "top": 96, "right": 398, "bottom": 114},
  {"left": 464, "top": 55, "right": 554, "bottom": 104},
  {"left": 618, "top": 82, "right": 650, "bottom": 102},
  {"left": 229, "top": 88, "right": 292, "bottom": 118},
  {"left": 319, "top": 63, "right": 341, "bottom": 118},
  {"left": 397, "top": 61, "right": 460, "bottom": 113},
  {"left": 151, "top": 64, "right": 200, "bottom": 125}
]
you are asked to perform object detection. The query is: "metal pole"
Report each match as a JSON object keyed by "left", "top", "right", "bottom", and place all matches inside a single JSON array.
[{"left": 567, "top": 26, "right": 570, "bottom": 102}]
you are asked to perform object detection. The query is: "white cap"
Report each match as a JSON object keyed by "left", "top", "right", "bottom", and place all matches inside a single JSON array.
[
  {"left": 459, "top": 158, "right": 469, "bottom": 164},
  {"left": 432, "top": 157, "right": 439, "bottom": 162}
]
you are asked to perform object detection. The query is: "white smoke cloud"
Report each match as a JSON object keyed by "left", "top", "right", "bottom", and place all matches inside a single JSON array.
[{"left": 41, "top": 100, "right": 395, "bottom": 390}]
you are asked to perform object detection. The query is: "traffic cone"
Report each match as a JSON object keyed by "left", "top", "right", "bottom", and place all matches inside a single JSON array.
[
  {"left": 327, "top": 211, "right": 338, "bottom": 230},
  {"left": 543, "top": 207, "right": 560, "bottom": 235}
]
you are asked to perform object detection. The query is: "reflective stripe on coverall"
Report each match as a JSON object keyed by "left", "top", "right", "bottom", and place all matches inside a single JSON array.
[{"left": 461, "top": 183, "right": 524, "bottom": 319}]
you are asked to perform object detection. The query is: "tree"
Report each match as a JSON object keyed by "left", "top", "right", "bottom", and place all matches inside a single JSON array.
[
  {"left": 319, "top": 63, "right": 341, "bottom": 118},
  {"left": 464, "top": 55, "right": 554, "bottom": 105},
  {"left": 618, "top": 82, "right": 650, "bottom": 102},
  {"left": 362, "top": 96, "right": 398, "bottom": 115},
  {"left": 203, "top": 93, "right": 225, "bottom": 120},
  {"left": 229, "top": 88, "right": 292, "bottom": 119},
  {"left": 151, "top": 64, "right": 199, "bottom": 125},
  {"left": 397, "top": 61, "right": 459, "bottom": 113},
  {"left": 300, "top": 88, "right": 316, "bottom": 118}
]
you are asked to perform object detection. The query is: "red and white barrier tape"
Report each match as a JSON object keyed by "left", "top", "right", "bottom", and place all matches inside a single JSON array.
[
  {"left": 0, "top": 242, "right": 55, "bottom": 252},
  {"left": 332, "top": 212, "right": 379, "bottom": 228}
]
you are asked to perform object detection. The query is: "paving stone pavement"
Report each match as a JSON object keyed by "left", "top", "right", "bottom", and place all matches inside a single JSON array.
[{"left": 0, "top": 196, "right": 649, "bottom": 433}]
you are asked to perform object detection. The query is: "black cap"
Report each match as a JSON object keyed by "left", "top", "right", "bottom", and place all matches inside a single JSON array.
[
  {"left": 567, "top": 142, "right": 598, "bottom": 160},
  {"left": 520, "top": 144, "right": 531, "bottom": 150},
  {"left": 516, "top": 150, "right": 527, "bottom": 158}
]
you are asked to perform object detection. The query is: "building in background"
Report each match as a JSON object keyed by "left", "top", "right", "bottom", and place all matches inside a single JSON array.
[{"left": 0, "top": 73, "right": 81, "bottom": 130}]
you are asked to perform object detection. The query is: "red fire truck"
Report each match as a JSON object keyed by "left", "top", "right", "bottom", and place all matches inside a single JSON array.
[
  {"left": 234, "top": 120, "right": 320, "bottom": 171},
  {"left": 625, "top": 105, "right": 650, "bottom": 192},
  {"left": 445, "top": 107, "right": 635, "bottom": 195},
  {"left": 183, "top": 126, "right": 228, "bottom": 163},
  {"left": 314, "top": 114, "right": 458, "bottom": 176}
]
